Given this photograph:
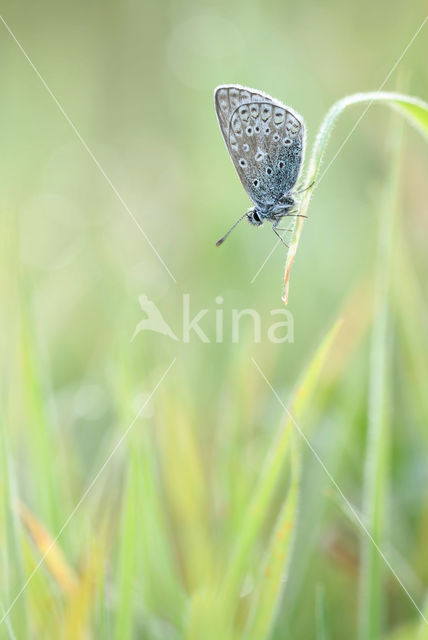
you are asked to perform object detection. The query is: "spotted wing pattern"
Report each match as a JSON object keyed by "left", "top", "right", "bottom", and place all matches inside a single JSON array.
[{"left": 214, "top": 85, "right": 305, "bottom": 211}]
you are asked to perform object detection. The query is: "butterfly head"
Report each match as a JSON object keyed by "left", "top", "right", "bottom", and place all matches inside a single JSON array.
[{"left": 248, "top": 209, "right": 264, "bottom": 227}]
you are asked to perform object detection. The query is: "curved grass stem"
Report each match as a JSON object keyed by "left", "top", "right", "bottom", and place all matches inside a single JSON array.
[{"left": 282, "top": 91, "right": 428, "bottom": 303}]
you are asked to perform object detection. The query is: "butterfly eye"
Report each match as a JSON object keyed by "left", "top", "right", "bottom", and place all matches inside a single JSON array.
[{"left": 253, "top": 179, "right": 259, "bottom": 187}]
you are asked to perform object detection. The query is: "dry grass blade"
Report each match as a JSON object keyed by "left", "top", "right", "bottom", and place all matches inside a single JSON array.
[{"left": 19, "top": 502, "right": 78, "bottom": 596}]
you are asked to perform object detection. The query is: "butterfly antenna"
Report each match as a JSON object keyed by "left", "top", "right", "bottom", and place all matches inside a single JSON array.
[{"left": 216, "top": 212, "right": 249, "bottom": 247}]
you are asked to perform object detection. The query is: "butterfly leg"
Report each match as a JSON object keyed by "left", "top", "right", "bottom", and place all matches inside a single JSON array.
[
  {"left": 272, "top": 218, "right": 290, "bottom": 248},
  {"left": 272, "top": 227, "right": 289, "bottom": 248},
  {"left": 274, "top": 209, "right": 308, "bottom": 221},
  {"left": 272, "top": 218, "right": 295, "bottom": 234},
  {"left": 280, "top": 212, "right": 308, "bottom": 220},
  {"left": 293, "top": 180, "right": 315, "bottom": 195}
]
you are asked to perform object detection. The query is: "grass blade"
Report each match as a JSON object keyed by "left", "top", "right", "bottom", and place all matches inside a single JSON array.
[
  {"left": 417, "top": 596, "right": 428, "bottom": 639},
  {"left": 113, "top": 446, "right": 138, "bottom": 640},
  {"left": 62, "top": 542, "right": 105, "bottom": 640},
  {"left": 0, "top": 417, "right": 29, "bottom": 638},
  {"left": 283, "top": 92, "right": 428, "bottom": 303},
  {"left": 244, "top": 429, "right": 299, "bottom": 639},
  {"left": 358, "top": 110, "right": 404, "bottom": 639},
  {"left": 316, "top": 584, "right": 328, "bottom": 640},
  {"left": 220, "top": 320, "right": 341, "bottom": 621}
]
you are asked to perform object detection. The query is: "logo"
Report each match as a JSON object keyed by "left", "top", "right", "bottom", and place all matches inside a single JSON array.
[{"left": 132, "top": 294, "right": 294, "bottom": 344}]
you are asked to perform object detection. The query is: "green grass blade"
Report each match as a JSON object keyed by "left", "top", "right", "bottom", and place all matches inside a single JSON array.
[
  {"left": 393, "top": 240, "right": 428, "bottom": 431},
  {"left": 244, "top": 429, "right": 299, "bottom": 640},
  {"left": 19, "top": 294, "right": 62, "bottom": 533},
  {"left": 0, "top": 415, "right": 29, "bottom": 639},
  {"left": 309, "top": 93, "right": 428, "bottom": 185},
  {"left": 137, "top": 430, "right": 186, "bottom": 627},
  {"left": 392, "top": 98, "right": 428, "bottom": 138},
  {"left": 316, "top": 585, "right": 328, "bottom": 640},
  {"left": 157, "top": 395, "right": 214, "bottom": 592},
  {"left": 220, "top": 320, "right": 341, "bottom": 618},
  {"left": 358, "top": 111, "right": 404, "bottom": 639},
  {"left": 96, "top": 566, "right": 111, "bottom": 640},
  {"left": 417, "top": 596, "right": 428, "bottom": 639},
  {"left": 113, "top": 445, "right": 139, "bottom": 640},
  {"left": 0, "top": 601, "right": 17, "bottom": 640}
]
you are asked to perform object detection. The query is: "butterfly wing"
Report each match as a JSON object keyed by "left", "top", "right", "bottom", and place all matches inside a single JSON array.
[
  {"left": 215, "top": 84, "right": 273, "bottom": 144},
  {"left": 214, "top": 85, "right": 305, "bottom": 211}
]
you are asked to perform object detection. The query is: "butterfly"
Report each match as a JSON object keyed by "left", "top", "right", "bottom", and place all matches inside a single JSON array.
[{"left": 214, "top": 84, "right": 307, "bottom": 246}]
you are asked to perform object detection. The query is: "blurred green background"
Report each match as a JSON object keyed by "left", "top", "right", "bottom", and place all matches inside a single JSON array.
[{"left": 0, "top": 1, "right": 427, "bottom": 638}]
